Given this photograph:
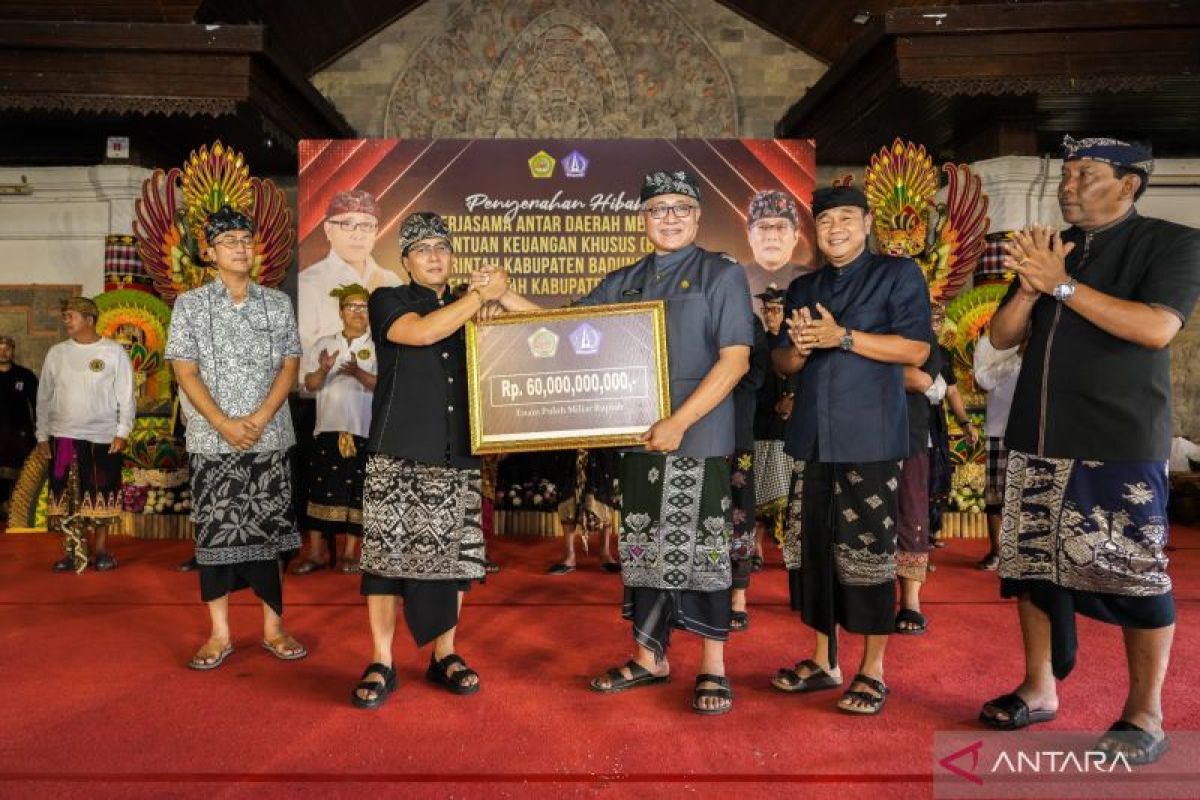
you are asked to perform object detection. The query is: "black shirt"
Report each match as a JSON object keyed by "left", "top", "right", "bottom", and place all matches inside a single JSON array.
[
  {"left": 0, "top": 364, "right": 38, "bottom": 466},
  {"left": 1003, "top": 211, "right": 1200, "bottom": 461},
  {"left": 732, "top": 324, "right": 769, "bottom": 450},
  {"left": 367, "top": 283, "right": 477, "bottom": 469},
  {"left": 905, "top": 332, "right": 942, "bottom": 457},
  {"left": 773, "top": 250, "right": 931, "bottom": 463}
]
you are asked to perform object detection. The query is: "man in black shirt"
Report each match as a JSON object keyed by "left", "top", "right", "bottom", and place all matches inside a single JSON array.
[
  {"left": 352, "top": 212, "right": 508, "bottom": 709},
  {"left": 980, "top": 136, "right": 1200, "bottom": 766},
  {"left": 0, "top": 335, "right": 37, "bottom": 521},
  {"left": 770, "top": 186, "right": 931, "bottom": 715}
]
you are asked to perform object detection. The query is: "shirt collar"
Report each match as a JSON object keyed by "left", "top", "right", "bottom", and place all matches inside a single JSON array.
[
  {"left": 652, "top": 243, "right": 697, "bottom": 271},
  {"left": 208, "top": 277, "right": 263, "bottom": 303},
  {"left": 829, "top": 247, "right": 872, "bottom": 282}
]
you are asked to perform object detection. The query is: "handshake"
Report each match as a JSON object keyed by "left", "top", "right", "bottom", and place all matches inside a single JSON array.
[{"left": 468, "top": 264, "right": 510, "bottom": 303}]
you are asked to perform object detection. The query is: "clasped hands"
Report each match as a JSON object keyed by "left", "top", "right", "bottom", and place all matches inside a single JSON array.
[
  {"left": 785, "top": 303, "right": 845, "bottom": 356},
  {"left": 1001, "top": 224, "right": 1075, "bottom": 298},
  {"left": 217, "top": 413, "right": 267, "bottom": 451}
]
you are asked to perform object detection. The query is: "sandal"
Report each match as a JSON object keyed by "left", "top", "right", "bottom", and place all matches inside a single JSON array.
[
  {"left": 977, "top": 553, "right": 1000, "bottom": 571},
  {"left": 730, "top": 610, "right": 750, "bottom": 632},
  {"left": 773, "top": 659, "right": 842, "bottom": 694},
  {"left": 750, "top": 554, "right": 764, "bottom": 572},
  {"left": 292, "top": 559, "right": 327, "bottom": 575},
  {"left": 93, "top": 552, "right": 117, "bottom": 571},
  {"left": 351, "top": 662, "right": 397, "bottom": 709},
  {"left": 188, "top": 642, "right": 233, "bottom": 671},
  {"left": 601, "top": 561, "right": 622, "bottom": 573},
  {"left": 895, "top": 608, "right": 928, "bottom": 635},
  {"left": 590, "top": 659, "right": 669, "bottom": 694},
  {"left": 837, "top": 674, "right": 889, "bottom": 715},
  {"left": 1096, "top": 720, "right": 1169, "bottom": 766},
  {"left": 485, "top": 560, "right": 501, "bottom": 574},
  {"left": 425, "top": 653, "right": 481, "bottom": 695},
  {"left": 979, "top": 692, "right": 1057, "bottom": 730},
  {"left": 340, "top": 558, "right": 360, "bottom": 575},
  {"left": 262, "top": 633, "right": 308, "bottom": 661},
  {"left": 693, "top": 673, "right": 733, "bottom": 716},
  {"left": 547, "top": 562, "right": 576, "bottom": 575}
]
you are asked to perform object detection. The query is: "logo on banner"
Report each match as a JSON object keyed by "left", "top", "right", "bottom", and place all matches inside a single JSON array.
[
  {"left": 570, "top": 323, "right": 602, "bottom": 355},
  {"left": 528, "top": 327, "right": 559, "bottom": 358},
  {"left": 563, "top": 150, "right": 589, "bottom": 178},
  {"left": 528, "top": 151, "right": 556, "bottom": 179}
]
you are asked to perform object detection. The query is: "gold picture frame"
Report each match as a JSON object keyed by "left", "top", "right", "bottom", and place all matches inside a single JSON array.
[{"left": 466, "top": 301, "right": 670, "bottom": 454}]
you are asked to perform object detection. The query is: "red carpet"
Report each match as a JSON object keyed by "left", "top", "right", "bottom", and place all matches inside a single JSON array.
[{"left": 1, "top": 527, "right": 1198, "bottom": 798}]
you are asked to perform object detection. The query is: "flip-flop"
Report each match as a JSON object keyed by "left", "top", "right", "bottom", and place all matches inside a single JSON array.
[
  {"left": 547, "top": 562, "right": 576, "bottom": 575},
  {"left": 188, "top": 643, "right": 233, "bottom": 671},
  {"left": 979, "top": 693, "right": 1057, "bottom": 730},
  {"left": 262, "top": 634, "right": 307, "bottom": 661}
]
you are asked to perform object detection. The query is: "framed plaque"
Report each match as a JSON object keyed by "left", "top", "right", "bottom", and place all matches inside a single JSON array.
[{"left": 466, "top": 302, "right": 670, "bottom": 454}]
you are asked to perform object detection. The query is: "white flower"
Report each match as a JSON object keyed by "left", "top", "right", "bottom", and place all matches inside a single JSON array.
[{"left": 1123, "top": 482, "right": 1155, "bottom": 506}]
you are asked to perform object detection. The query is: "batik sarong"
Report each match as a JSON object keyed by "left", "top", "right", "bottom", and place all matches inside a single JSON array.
[
  {"left": 305, "top": 431, "right": 366, "bottom": 535},
  {"left": 753, "top": 438, "right": 793, "bottom": 544},
  {"left": 359, "top": 454, "right": 485, "bottom": 581},
  {"left": 729, "top": 449, "right": 755, "bottom": 590},
  {"left": 784, "top": 459, "right": 900, "bottom": 665},
  {"left": 999, "top": 450, "right": 1174, "bottom": 678},
  {"left": 189, "top": 450, "right": 300, "bottom": 615},
  {"left": 47, "top": 437, "right": 123, "bottom": 570}
]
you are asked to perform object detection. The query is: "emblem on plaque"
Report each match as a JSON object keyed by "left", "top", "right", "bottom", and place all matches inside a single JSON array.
[
  {"left": 569, "top": 323, "right": 602, "bottom": 355},
  {"left": 527, "top": 327, "right": 559, "bottom": 358}
]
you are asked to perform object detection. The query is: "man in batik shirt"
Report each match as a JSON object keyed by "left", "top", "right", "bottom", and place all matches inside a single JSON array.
[
  {"left": 980, "top": 136, "right": 1200, "bottom": 766},
  {"left": 167, "top": 206, "right": 305, "bottom": 670}
]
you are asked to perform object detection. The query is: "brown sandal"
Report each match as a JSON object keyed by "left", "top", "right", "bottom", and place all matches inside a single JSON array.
[{"left": 262, "top": 633, "right": 307, "bottom": 660}]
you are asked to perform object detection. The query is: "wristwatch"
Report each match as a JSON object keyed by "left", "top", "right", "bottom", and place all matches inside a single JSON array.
[
  {"left": 839, "top": 327, "right": 854, "bottom": 352},
  {"left": 1052, "top": 279, "right": 1077, "bottom": 302}
]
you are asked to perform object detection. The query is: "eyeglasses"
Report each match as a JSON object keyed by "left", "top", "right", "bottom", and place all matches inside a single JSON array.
[
  {"left": 328, "top": 218, "right": 379, "bottom": 233},
  {"left": 408, "top": 242, "right": 452, "bottom": 257},
  {"left": 343, "top": 302, "right": 368, "bottom": 312},
  {"left": 752, "top": 222, "right": 794, "bottom": 235},
  {"left": 214, "top": 236, "right": 254, "bottom": 249},
  {"left": 645, "top": 203, "right": 697, "bottom": 220}
]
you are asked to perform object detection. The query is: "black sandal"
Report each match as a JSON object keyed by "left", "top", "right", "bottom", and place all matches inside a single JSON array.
[
  {"left": 1096, "top": 720, "right": 1169, "bottom": 766},
  {"left": 773, "top": 659, "right": 842, "bottom": 694},
  {"left": 895, "top": 608, "right": 928, "bottom": 635},
  {"left": 547, "top": 562, "right": 576, "bottom": 575},
  {"left": 837, "top": 674, "right": 889, "bottom": 715},
  {"left": 693, "top": 673, "right": 733, "bottom": 716},
  {"left": 979, "top": 692, "right": 1057, "bottom": 730},
  {"left": 730, "top": 610, "right": 750, "bottom": 632},
  {"left": 590, "top": 659, "right": 669, "bottom": 693},
  {"left": 425, "top": 653, "right": 481, "bottom": 695},
  {"left": 352, "top": 662, "right": 397, "bottom": 709}
]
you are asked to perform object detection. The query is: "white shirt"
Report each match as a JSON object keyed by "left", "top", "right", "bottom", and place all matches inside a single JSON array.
[
  {"left": 303, "top": 330, "right": 376, "bottom": 438},
  {"left": 973, "top": 335, "right": 1022, "bottom": 438},
  {"left": 298, "top": 250, "right": 402, "bottom": 357},
  {"left": 36, "top": 337, "right": 135, "bottom": 444}
]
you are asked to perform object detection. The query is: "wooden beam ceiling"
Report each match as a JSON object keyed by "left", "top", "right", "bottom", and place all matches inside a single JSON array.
[{"left": 778, "top": 0, "right": 1200, "bottom": 164}]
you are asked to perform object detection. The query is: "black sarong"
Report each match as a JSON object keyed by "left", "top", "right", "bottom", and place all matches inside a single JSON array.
[
  {"left": 622, "top": 586, "right": 731, "bottom": 663},
  {"left": 361, "top": 574, "right": 472, "bottom": 646},
  {"left": 305, "top": 431, "right": 366, "bottom": 536},
  {"left": 784, "top": 460, "right": 900, "bottom": 666}
]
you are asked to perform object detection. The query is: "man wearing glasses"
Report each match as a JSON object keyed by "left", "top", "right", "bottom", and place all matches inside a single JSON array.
[
  {"left": 166, "top": 206, "right": 306, "bottom": 670},
  {"left": 293, "top": 283, "right": 377, "bottom": 575},
  {"left": 742, "top": 190, "right": 814, "bottom": 318},
  {"left": 494, "top": 170, "right": 754, "bottom": 714},
  {"left": 299, "top": 190, "right": 401, "bottom": 357}
]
